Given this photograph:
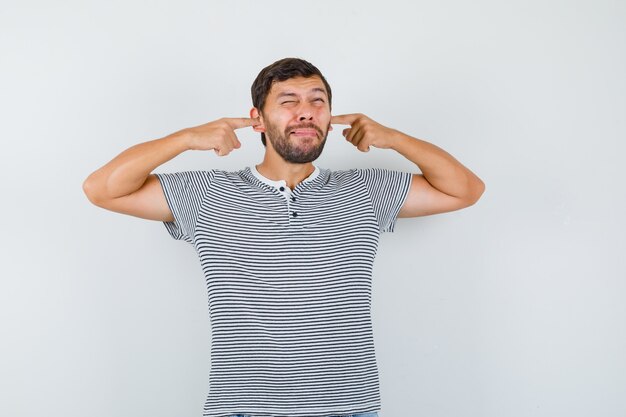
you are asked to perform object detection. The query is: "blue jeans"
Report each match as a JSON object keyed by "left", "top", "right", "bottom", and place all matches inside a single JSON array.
[{"left": 230, "top": 413, "right": 378, "bottom": 417}]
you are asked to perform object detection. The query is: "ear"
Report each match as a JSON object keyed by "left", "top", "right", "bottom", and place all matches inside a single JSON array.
[{"left": 250, "top": 107, "right": 266, "bottom": 133}]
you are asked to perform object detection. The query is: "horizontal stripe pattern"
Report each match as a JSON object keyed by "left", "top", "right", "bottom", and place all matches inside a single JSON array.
[{"left": 155, "top": 166, "right": 412, "bottom": 417}]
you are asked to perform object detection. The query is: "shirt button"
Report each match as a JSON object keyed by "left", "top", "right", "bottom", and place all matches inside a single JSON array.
[
  {"left": 279, "top": 186, "right": 285, "bottom": 192},
  {"left": 291, "top": 196, "right": 296, "bottom": 202},
  {"left": 291, "top": 211, "right": 298, "bottom": 217}
]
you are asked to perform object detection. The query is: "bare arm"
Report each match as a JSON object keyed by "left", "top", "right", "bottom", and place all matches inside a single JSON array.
[
  {"left": 82, "top": 117, "right": 259, "bottom": 221},
  {"left": 390, "top": 132, "right": 485, "bottom": 217},
  {"left": 331, "top": 113, "right": 485, "bottom": 217}
]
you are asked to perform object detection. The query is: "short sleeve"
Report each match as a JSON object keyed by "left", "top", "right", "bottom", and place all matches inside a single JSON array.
[
  {"left": 357, "top": 168, "right": 413, "bottom": 233},
  {"left": 154, "top": 170, "right": 215, "bottom": 244}
]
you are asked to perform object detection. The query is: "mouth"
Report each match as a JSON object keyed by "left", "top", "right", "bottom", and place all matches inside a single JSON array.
[{"left": 290, "top": 128, "right": 318, "bottom": 137}]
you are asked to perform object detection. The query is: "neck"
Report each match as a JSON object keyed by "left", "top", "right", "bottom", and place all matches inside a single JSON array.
[{"left": 256, "top": 151, "right": 315, "bottom": 190}]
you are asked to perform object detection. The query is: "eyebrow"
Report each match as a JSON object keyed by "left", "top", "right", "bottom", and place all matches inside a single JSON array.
[{"left": 275, "top": 87, "right": 328, "bottom": 100}]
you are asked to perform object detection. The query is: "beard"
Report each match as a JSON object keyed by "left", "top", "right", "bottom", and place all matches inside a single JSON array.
[{"left": 264, "top": 118, "right": 330, "bottom": 164}]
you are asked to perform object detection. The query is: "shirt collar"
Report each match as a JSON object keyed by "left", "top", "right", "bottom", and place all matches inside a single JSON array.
[{"left": 250, "top": 164, "right": 320, "bottom": 188}]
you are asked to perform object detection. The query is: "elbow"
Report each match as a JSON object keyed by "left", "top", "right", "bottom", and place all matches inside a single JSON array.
[
  {"left": 82, "top": 175, "right": 106, "bottom": 207},
  {"left": 466, "top": 177, "right": 486, "bottom": 206},
  {"left": 457, "top": 177, "right": 485, "bottom": 209}
]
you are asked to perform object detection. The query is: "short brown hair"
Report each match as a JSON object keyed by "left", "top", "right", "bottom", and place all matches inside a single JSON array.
[{"left": 251, "top": 57, "right": 332, "bottom": 146}]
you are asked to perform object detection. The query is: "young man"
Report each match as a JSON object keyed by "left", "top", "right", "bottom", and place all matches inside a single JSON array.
[{"left": 83, "top": 57, "right": 484, "bottom": 417}]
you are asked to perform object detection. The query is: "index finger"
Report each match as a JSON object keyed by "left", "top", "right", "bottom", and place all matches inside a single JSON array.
[
  {"left": 331, "top": 114, "right": 360, "bottom": 125},
  {"left": 224, "top": 117, "right": 261, "bottom": 130}
]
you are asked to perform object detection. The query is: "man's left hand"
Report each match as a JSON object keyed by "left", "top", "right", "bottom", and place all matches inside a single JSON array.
[{"left": 331, "top": 113, "right": 399, "bottom": 152}]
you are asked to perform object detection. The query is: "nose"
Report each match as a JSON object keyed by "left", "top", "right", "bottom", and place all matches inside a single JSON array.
[{"left": 296, "top": 102, "right": 315, "bottom": 121}]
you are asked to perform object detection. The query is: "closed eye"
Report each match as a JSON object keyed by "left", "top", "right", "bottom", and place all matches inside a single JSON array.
[{"left": 281, "top": 99, "right": 324, "bottom": 104}]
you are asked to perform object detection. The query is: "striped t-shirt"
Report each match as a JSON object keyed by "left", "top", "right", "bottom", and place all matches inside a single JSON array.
[{"left": 155, "top": 165, "right": 413, "bottom": 417}]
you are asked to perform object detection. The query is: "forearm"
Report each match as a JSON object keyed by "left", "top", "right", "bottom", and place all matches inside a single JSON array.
[
  {"left": 390, "top": 130, "right": 485, "bottom": 200},
  {"left": 83, "top": 129, "right": 192, "bottom": 201}
]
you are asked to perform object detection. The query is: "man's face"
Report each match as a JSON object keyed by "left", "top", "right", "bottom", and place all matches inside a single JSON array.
[{"left": 253, "top": 76, "right": 332, "bottom": 164}]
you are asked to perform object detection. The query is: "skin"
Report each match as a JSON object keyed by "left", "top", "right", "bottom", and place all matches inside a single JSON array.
[
  {"left": 82, "top": 74, "right": 485, "bottom": 223},
  {"left": 251, "top": 76, "right": 333, "bottom": 190}
]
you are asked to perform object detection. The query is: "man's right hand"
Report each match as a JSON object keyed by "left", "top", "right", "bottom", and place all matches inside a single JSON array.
[
  {"left": 83, "top": 116, "right": 261, "bottom": 221},
  {"left": 186, "top": 117, "right": 261, "bottom": 156}
]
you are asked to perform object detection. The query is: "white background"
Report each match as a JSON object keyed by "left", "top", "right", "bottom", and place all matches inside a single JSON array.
[{"left": 1, "top": 1, "right": 625, "bottom": 416}]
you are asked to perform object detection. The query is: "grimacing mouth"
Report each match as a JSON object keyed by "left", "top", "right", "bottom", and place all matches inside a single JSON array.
[{"left": 289, "top": 124, "right": 322, "bottom": 136}]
